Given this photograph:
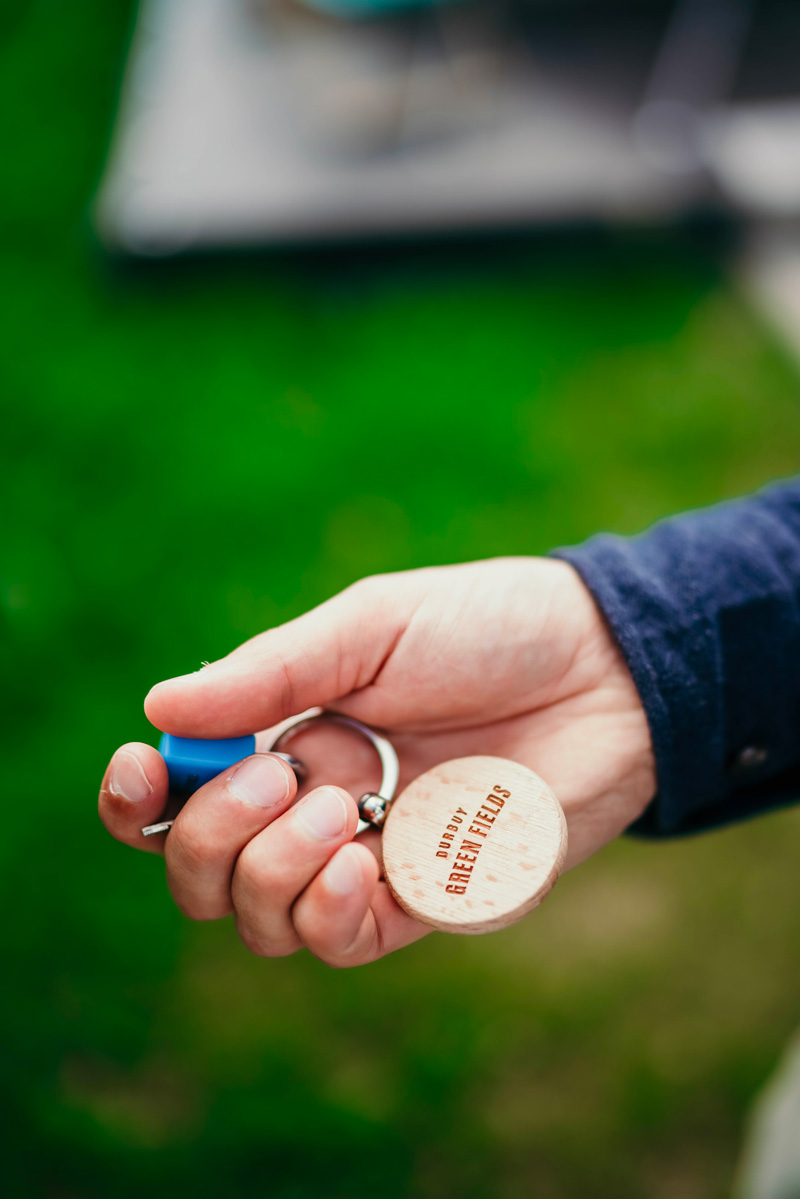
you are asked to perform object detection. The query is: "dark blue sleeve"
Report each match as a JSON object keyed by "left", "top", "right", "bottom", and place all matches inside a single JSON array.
[{"left": 551, "top": 479, "right": 800, "bottom": 836}]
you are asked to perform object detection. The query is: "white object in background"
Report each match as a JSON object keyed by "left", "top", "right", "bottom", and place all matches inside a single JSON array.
[
  {"left": 705, "top": 102, "right": 800, "bottom": 216},
  {"left": 739, "top": 225, "right": 800, "bottom": 365},
  {"left": 735, "top": 1030, "right": 800, "bottom": 1199},
  {"left": 95, "top": 0, "right": 695, "bottom": 254}
]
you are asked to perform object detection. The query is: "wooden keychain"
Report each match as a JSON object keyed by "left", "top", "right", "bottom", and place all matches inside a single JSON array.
[{"left": 143, "top": 711, "right": 568, "bottom": 935}]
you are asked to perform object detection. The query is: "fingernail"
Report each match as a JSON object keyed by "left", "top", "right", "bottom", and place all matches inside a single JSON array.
[
  {"left": 230, "top": 755, "right": 291, "bottom": 809},
  {"left": 324, "top": 846, "right": 363, "bottom": 896},
  {"left": 296, "top": 787, "right": 349, "bottom": 840},
  {"left": 109, "top": 751, "right": 153, "bottom": 804}
]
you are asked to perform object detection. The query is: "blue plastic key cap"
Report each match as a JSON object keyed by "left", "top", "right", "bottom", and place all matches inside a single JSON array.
[{"left": 158, "top": 734, "right": 256, "bottom": 797}]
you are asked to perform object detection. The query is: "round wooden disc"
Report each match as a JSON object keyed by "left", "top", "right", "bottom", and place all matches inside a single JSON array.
[{"left": 381, "top": 756, "right": 567, "bottom": 935}]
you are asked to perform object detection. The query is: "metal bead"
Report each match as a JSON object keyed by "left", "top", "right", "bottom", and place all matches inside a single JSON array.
[{"left": 357, "top": 792, "right": 390, "bottom": 828}]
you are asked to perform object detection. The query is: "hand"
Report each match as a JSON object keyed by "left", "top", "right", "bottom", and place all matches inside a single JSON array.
[{"left": 99, "top": 558, "right": 656, "bottom": 967}]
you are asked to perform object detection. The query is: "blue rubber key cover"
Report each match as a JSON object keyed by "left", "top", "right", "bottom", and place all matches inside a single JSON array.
[{"left": 158, "top": 734, "right": 256, "bottom": 798}]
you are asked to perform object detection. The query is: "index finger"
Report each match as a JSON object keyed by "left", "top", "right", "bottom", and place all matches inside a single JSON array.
[{"left": 99, "top": 742, "right": 170, "bottom": 854}]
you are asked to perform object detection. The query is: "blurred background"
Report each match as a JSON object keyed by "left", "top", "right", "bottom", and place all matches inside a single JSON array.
[{"left": 4, "top": 1, "right": 800, "bottom": 1196}]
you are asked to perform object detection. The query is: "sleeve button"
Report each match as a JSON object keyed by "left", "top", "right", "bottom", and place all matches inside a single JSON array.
[{"left": 731, "top": 744, "right": 770, "bottom": 773}]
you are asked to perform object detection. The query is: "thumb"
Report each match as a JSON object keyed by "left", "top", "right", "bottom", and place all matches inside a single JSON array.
[{"left": 144, "top": 578, "right": 406, "bottom": 738}]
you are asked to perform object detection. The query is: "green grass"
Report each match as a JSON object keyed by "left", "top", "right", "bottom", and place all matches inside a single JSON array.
[{"left": 3, "top": 4, "right": 800, "bottom": 1197}]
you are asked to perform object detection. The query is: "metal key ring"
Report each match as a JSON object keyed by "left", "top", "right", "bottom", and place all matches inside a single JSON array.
[
  {"left": 141, "top": 711, "right": 399, "bottom": 839},
  {"left": 265, "top": 709, "right": 399, "bottom": 834}
]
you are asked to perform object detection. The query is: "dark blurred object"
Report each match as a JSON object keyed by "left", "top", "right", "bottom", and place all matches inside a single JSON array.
[{"left": 96, "top": 0, "right": 800, "bottom": 255}]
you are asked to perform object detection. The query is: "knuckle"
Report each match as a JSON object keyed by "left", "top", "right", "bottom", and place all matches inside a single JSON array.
[
  {"left": 169, "top": 814, "right": 218, "bottom": 875},
  {"left": 304, "top": 927, "right": 380, "bottom": 971},
  {"left": 236, "top": 838, "right": 280, "bottom": 893},
  {"left": 346, "top": 572, "right": 410, "bottom": 629},
  {"left": 236, "top": 919, "right": 299, "bottom": 959},
  {"left": 346, "top": 573, "right": 384, "bottom": 601},
  {"left": 315, "top": 946, "right": 372, "bottom": 970},
  {"left": 172, "top": 893, "right": 232, "bottom": 923}
]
